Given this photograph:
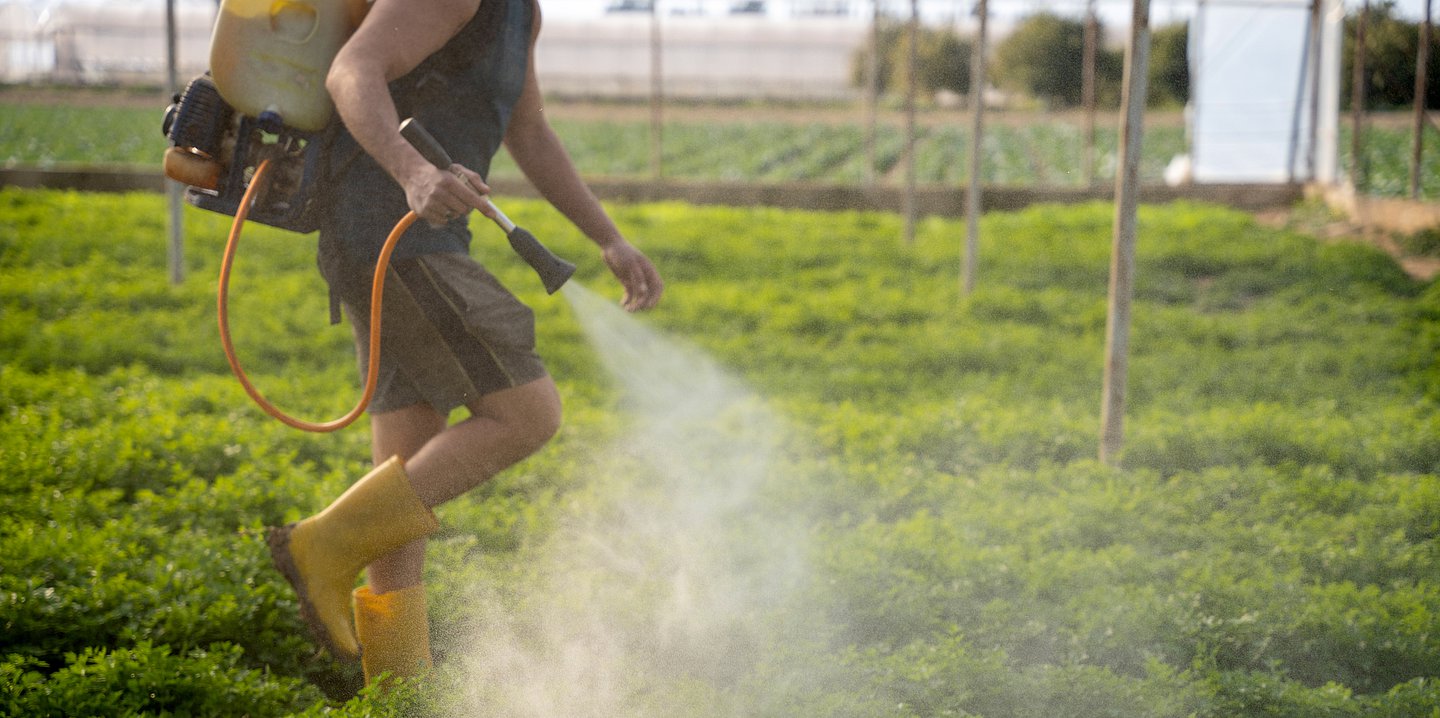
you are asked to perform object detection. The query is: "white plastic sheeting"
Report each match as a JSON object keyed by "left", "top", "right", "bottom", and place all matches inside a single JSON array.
[
  {"left": 0, "top": 3, "right": 51, "bottom": 82},
  {"left": 0, "top": 0, "right": 216, "bottom": 83},
  {"left": 1, "top": 0, "right": 867, "bottom": 100},
  {"left": 1188, "top": 3, "right": 1317, "bottom": 182}
]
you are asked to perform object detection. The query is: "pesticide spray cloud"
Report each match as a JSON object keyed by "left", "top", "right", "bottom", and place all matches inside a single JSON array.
[{"left": 441, "top": 283, "right": 810, "bottom": 717}]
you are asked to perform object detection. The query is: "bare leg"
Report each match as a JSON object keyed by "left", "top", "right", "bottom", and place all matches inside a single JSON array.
[
  {"left": 366, "top": 402, "right": 447, "bottom": 594},
  {"left": 365, "top": 376, "right": 562, "bottom": 593},
  {"left": 404, "top": 376, "right": 563, "bottom": 508}
]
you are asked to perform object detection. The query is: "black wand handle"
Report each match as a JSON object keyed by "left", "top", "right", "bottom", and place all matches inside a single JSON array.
[{"left": 399, "top": 118, "right": 576, "bottom": 294}]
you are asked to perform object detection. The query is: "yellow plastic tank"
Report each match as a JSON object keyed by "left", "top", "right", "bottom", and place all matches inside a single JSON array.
[{"left": 209, "top": 0, "right": 370, "bottom": 132}]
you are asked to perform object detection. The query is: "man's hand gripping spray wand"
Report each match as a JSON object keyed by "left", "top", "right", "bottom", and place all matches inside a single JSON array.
[{"left": 215, "top": 119, "right": 575, "bottom": 432}]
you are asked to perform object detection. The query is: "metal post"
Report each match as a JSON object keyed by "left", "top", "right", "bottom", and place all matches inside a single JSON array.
[
  {"left": 1317, "top": 0, "right": 1343, "bottom": 184},
  {"left": 165, "top": 0, "right": 185, "bottom": 285},
  {"left": 962, "top": 0, "right": 988, "bottom": 294},
  {"left": 903, "top": 0, "right": 918, "bottom": 245},
  {"left": 1412, "top": 0, "right": 1432, "bottom": 199},
  {"left": 1099, "top": 0, "right": 1152, "bottom": 465}
]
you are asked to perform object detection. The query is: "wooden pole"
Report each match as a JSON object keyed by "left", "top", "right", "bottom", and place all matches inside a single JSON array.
[
  {"left": 649, "top": 0, "right": 664, "bottom": 182},
  {"left": 866, "top": 0, "right": 881, "bottom": 184},
  {"left": 1082, "top": 0, "right": 1098, "bottom": 186},
  {"left": 903, "top": 0, "right": 918, "bottom": 245},
  {"left": 165, "top": 0, "right": 185, "bottom": 286},
  {"left": 1351, "top": 0, "right": 1369, "bottom": 190},
  {"left": 1190, "top": 0, "right": 1206, "bottom": 175},
  {"left": 1412, "top": 0, "right": 1432, "bottom": 199},
  {"left": 1099, "top": 0, "right": 1152, "bottom": 466},
  {"left": 1307, "top": 0, "right": 1323, "bottom": 179},
  {"left": 962, "top": 0, "right": 988, "bottom": 294}
]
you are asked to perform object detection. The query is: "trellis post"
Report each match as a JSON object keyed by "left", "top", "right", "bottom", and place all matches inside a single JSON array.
[
  {"left": 1082, "top": 0, "right": 1099, "bottom": 186},
  {"left": 1099, "top": 0, "right": 1152, "bottom": 465},
  {"left": 962, "top": 0, "right": 988, "bottom": 294},
  {"left": 866, "top": 0, "right": 881, "bottom": 184},
  {"left": 649, "top": 0, "right": 664, "bottom": 181},
  {"left": 1412, "top": 0, "right": 1432, "bottom": 199},
  {"left": 1351, "top": 0, "right": 1370, "bottom": 190},
  {"left": 903, "top": 0, "right": 919, "bottom": 246},
  {"left": 165, "top": 0, "right": 185, "bottom": 285}
]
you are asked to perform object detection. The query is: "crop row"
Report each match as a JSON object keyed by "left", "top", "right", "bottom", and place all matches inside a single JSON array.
[{"left": 3, "top": 101, "right": 1439, "bottom": 196}]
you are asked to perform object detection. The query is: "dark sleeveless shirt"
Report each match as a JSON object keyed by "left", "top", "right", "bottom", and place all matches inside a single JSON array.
[{"left": 317, "top": 0, "right": 533, "bottom": 266}]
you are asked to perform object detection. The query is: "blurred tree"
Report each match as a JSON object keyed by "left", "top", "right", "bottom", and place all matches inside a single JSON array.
[
  {"left": 992, "top": 12, "right": 1123, "bottom": 108},
  {"left": 1148, "top": 21, "right": 1191, "bottom": 108},
  {"left": 914, "top": 29, "right": 973, "bottom": 97},
  {"left": 851, "top": 20, "right": 904, "bottom": 95},
  {"left": 856, "top": 14, "right": 1187, "bottom": 110},
  {"left": 850, "top": 22, "right": 972, "bottom": 99}
]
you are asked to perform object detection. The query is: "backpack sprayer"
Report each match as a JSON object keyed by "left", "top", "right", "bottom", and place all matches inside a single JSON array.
[{"left": 162, "top": 0, "right": 575, "bottom": 432}]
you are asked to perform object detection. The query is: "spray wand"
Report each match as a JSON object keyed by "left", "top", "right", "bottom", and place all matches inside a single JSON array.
[{"left": 399, "top": 118, "right": 576, "bottom": 294}]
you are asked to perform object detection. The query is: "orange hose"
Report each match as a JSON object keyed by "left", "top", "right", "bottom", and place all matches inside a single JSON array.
[{"left": 217, "top": 158, "right": 417, "bottom": 432}]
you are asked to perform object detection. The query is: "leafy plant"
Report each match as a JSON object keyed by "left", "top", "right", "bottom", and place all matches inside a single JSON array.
[{"left": 2, "top": 188, "right": 1437, "bottom": 714}]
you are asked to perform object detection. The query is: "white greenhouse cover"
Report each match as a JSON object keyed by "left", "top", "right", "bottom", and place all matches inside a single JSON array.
[{"left": 1189, "top": 4, "right": 1316, "bottom": 183}]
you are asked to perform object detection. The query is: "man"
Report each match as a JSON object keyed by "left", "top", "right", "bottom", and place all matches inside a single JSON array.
[{"left": 266, "top": 0, "right": 663, "bottom": 685}]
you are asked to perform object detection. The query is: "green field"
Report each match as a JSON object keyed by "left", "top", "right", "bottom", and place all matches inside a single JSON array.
[
  {"left": 2, "top": 186, "right": 1438, "bottom": 715},
  {"left": 4, "top": 99, "right": 1440, "bottom": 196}
]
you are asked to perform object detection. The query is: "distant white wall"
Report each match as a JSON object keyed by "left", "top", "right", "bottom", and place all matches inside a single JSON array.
[
  {"left": 536, "top": 16, "right": 869, "bottom": 101},
  {"left": 0, "top": 1, "right": 216, "bottom": 84},
  {"left": 3, "top": 5, "right": 869, "bottom": 101}
]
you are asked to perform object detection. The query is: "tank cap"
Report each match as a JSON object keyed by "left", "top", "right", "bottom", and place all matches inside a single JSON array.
[
  {"left": 271, "top": 1, "right": 320, "bottom": 43},
  {"left": 257, "top": 109, "right": 284, "bottom": 134}
]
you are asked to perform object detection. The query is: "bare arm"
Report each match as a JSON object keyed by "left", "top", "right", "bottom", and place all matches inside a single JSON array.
[
  {"left": 325, "top": 0, "right": 489, "bottom": 225},
  {"left": 504, "top": 8, "right": 663, "bottom": 310}
]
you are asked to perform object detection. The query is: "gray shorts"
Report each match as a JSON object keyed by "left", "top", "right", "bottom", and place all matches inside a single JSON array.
[{"left": 319, "top": 249, "right": 549, "bottom": 415}]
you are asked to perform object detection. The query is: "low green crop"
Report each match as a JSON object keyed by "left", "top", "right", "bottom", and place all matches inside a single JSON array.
[
  {"left": 0, "top": 104, "right": 163, "bottom": 168},
  {"left": 6, "top": 100, "right": 1440, "bottom": 197},
  {"left": 2, "top": 187, "right": 1437, "bottom": 715},
  {"left": 2, "top": 642, "right": 321, "bottom": 716}
]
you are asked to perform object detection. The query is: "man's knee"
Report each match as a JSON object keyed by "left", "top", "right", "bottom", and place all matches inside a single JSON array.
[
  {"left": 516, "top": 399, "right": 561, "bottom": 455},
  {"left": 472, "top": 377, "right": 562, "bottom": 457}
]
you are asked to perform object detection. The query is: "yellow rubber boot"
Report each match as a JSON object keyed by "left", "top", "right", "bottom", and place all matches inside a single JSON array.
[
  {"left": 267, "top": 456, "right": 438, "bottom": 661},
  {"left": 354, "top": 584, "right": 432, "bottom": 685}
]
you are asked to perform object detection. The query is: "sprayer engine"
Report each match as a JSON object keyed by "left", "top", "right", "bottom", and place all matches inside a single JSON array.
[{"left": 162, "top": 74, "right": 323, "bottom": 233}]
